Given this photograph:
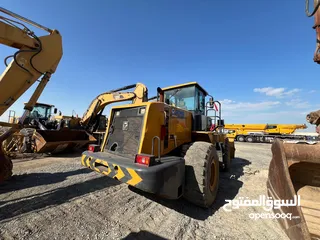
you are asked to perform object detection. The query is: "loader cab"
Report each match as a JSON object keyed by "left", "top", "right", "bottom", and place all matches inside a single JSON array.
[
  {"left": 22, "top": 102, "right": 55, "bottom": 125},
  {"left": 29, "top": 103, "right": 54, "bottom": 120},
  {"left": 157, "top": 82, "right": 220, "bottom": 131}
]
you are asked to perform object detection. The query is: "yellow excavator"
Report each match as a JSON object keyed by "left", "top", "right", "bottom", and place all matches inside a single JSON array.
[
  {"left": 80, "top": 83, "right": 148, "bottom": 133},
  {"left": 81, "top": 81, "right": 235, "bottom": 208},
  {"left": 0, "top": 7, "right": 64, "bottom": 183},
  {"left": 267, "top": 1, "right": 320, "bottom": 239},
  {"left": 2, "top": 82, "right": 149, "bottom": 157}
]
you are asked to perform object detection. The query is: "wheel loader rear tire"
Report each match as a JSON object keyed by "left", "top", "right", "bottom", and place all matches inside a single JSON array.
[{"left": 183, "top": 141, "right": 219, "bottom": 208}]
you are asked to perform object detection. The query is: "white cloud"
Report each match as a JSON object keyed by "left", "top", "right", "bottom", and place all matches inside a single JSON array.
[
  {"left": 218, "top": 98, "right": 308, "bottom": 124},
  {"left": 285, "top": 99, "right": 311, "bottom": 109},
  {"left": 220, "top": 98, "right": 280, "bottom": 111},
  {"left": 309, "top": 90, "right": 316, "bottom": 93},
  {"left": 253, "top": 87, "right": 301, "bottom": 98}
]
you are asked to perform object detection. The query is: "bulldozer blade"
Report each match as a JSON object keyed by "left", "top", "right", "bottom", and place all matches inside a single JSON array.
[
  {"left": 267, "top": 139, "right": 320, "bottom": 240},
  {"left": 33, "top": 129, "right": 97, "bottom": 154}
]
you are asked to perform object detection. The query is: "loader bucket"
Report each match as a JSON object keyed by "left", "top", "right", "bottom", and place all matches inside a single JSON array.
[
  {"left": 33, "top": 129, "right": 97, "bottom": 154},
  {"left": 267, "top": 139, "right": 320, "bottom": 240}
]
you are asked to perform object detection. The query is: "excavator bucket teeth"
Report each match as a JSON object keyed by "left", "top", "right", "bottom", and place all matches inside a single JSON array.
[
  {"left": 33, "top": 130, "right": 97, "bottom": 154},
  {"left": 0, "top": 145, "right": 13, "bottom": 183},
  {"left": 267, "top": 139, "right": 320, "bottom": 240}
]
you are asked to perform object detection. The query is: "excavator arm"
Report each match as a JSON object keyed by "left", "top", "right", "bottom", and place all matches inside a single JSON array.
[
  {"left": 0, "top": 7, "right": 63, "bottom": 117},
  {"left": 80, "top": 83, "right": 148, "bottom": 133},
  {"left": 305, "top": 0, "right": 320, "bottom": 131},
  {"left": 0, "top": 7, "right": 63, "bottom": 183}
]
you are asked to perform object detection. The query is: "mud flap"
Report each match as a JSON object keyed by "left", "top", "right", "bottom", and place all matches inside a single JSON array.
[{"left": 267, "top": 139, "right": 320, "bottom": 240}]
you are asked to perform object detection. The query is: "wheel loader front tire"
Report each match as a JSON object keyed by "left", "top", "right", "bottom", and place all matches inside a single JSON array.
[
  {"left": 222, "top": 138, "right": 231, "bottom": 172},
  {"left": 183, "top": 142, "right": 219, "bottom": 208}
]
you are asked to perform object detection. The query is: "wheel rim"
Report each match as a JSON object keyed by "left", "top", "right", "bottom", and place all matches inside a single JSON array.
[{"left": 209, "top": 161, "right": 217, "bottom": 191}]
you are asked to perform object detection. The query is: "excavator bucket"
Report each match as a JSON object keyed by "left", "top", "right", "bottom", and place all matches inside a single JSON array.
[
  {"left": 267, "top": 139, "right": 320, "bottom": 240},
  {"left": 33, "top": 129, "right": 97, "bottom": 153}
]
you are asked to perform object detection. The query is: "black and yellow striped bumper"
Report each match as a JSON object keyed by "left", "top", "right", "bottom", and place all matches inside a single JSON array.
[{"left": 81, "top": 150, "right": 185, "bottom": 199}]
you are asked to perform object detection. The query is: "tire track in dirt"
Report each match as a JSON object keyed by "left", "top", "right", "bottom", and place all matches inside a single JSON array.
[{"left": 0, "top": 143, "right": 290, "bottom": 240}]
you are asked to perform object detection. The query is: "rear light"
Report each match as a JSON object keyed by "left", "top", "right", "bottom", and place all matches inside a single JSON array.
[
  {"left": 88, "top": 144, "right": 100, "bottom": 152},
  {"left": 135, "top": 154, "right": 156, "bottom": 166}
]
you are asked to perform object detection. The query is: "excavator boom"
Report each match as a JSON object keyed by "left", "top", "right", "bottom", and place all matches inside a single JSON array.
[
  {"left": 0, "top": 7, "right": 63, "bottom": 116},
  {"left": 81, "top": 83, "right": 148, "bottom": 132},
  {"left": 0, "top": 7, "right": 63, "bottom": 183}
]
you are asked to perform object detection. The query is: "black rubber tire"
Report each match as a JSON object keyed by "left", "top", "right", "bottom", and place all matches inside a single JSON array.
[
  {"left": 183, "top": 141, "right": 220, "bottom": 208},
  {"left": 245, "top": 136, "right": 254, "bottom": 143},
  {"left": 20, "top": 128, "right": 36, "bottom": 153},
  {"left": 237, "top": 135, "right": 245, "bottom": 142},
  {"left": 222, "top": 138, "right": 231, "bottom": 172}
]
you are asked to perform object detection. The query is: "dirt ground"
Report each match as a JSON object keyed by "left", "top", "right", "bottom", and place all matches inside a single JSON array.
[{"left": 0, "top": 143, "right": 288, "bottom": 240}]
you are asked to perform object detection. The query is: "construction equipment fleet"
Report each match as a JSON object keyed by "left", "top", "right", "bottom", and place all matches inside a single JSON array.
[
  {"left": 0, "top": 7, "right": 66, "bottom": 182},
  {"left": 224, "top": 123, "right": 311, "bottom": 143},
  {"left": 0, "top": 7, "right": 95, "bottom": 181},
  {"left": 1, "top": 83, "right": 151, "bottom": 157},
  {"left": 81, "top": 82, "right": 235, "bottom": 208},
  {"left": 266, "top": 1, "right": 320, "bottom": 239},
  {"left": 3, "top": 102, "right": 98, "bottom": 155}
]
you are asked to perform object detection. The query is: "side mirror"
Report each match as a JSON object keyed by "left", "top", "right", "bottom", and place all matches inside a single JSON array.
[
  {"left": 209, "top": 97, "right": 214, "bottom": 108},
  {"left": 54, "top": 108, "right": 58, "bottom": 114}
]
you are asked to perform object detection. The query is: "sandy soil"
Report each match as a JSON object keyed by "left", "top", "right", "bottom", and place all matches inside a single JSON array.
[{"left": 0, "top": 143, "right": 288, "bottom": 240}]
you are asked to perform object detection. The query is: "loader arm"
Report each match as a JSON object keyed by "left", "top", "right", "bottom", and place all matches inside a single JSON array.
[
  {"left": 80, "top": 83, "right": 148, "bottom": 133},
  {"left": 0, "top": 7, "right": 63, "bottom": 117}
]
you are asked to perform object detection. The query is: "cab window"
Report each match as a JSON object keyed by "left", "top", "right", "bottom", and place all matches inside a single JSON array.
[{"left": 163, "top": 86, "right": 196, "bottom": 111}]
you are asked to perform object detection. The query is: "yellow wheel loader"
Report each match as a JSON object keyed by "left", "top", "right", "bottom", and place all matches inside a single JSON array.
[
  {"left": 266, "top": 1, "right": 320, "bottom": 239},
  {"left": 81, "top": 82, "right": 235, "bottom": 208}
]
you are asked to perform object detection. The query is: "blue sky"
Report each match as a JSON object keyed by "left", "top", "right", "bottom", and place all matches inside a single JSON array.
[{"left": 0, "top": 0, "right": 319, "bottom": 132}]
